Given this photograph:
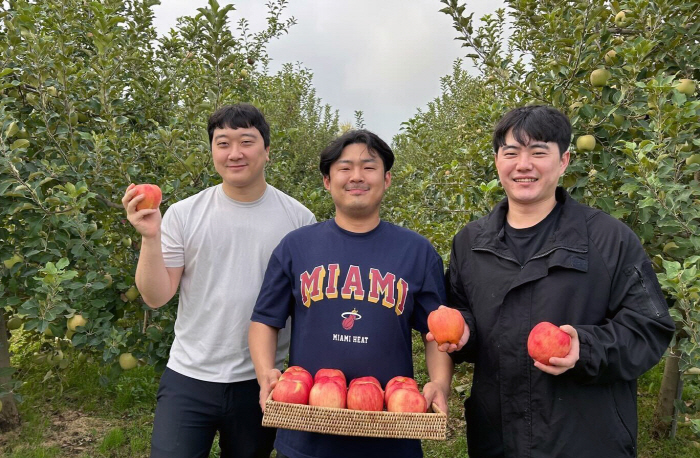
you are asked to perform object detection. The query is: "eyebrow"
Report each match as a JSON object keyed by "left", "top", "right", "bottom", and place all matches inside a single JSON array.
[
  {"left": 213, "top": 133, "right": 257, "bottom": 141},
  {"left": 336, "top": 157, "right": 379, "bottom": 164},
  {"left": 501, "top": 142, "right": 550, "bottom": 150}
]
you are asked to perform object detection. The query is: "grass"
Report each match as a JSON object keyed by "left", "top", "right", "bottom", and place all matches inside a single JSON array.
[{"left": 1, "top": 330, "right": 699, "bottom": 457}]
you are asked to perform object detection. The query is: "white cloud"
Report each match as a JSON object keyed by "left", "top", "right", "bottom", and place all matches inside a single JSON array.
[{"left": 152, "top": 0, "right": 503, "bottom": 141}]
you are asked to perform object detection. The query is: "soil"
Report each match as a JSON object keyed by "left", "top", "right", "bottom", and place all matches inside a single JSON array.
[{"left": 0, "top": 409, "right": 115, "bottom": 456}]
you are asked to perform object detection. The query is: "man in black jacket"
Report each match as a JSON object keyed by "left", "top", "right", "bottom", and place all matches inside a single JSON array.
[{"left": 444, "top": 105, "right": 675, "bottom": 457}]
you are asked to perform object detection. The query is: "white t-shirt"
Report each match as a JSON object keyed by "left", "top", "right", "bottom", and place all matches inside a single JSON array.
[{"left": 160, "top": 184, "right": 316, "bottom": 382}]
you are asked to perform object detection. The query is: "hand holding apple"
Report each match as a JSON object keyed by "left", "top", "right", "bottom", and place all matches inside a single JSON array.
[
  {"left": 529, "top": 324, "right": 580, "bottom": 376},
  {"left": 133, "top": 184, "right": 162, "bottom": 210},
  {"left": 426, "top": 305, "right": 469, "bottom": 353},
  {"left": 122, "top": 183, "right": 162, "bottom": 238}
]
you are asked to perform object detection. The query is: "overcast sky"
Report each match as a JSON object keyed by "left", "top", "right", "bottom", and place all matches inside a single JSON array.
[{"left": 152, "top": 0, "right": 503, "bottom": 142}]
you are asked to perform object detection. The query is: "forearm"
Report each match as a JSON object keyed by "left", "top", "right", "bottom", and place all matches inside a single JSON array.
[
  {"left": 423, "top": 335, "right": 454, "bottom": 395},
  {"left": 134, "top": 233, "right": 175, "bottom": 308},
  {"left": 248, "top": 322, "right": 280, "bottom": 384}
]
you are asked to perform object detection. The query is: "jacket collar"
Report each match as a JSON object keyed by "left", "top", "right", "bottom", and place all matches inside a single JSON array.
[{"left": 472, "top": 187, "right": 589, "bottom": 258}]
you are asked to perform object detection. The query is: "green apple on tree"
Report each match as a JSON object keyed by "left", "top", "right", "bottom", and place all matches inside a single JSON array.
[
  {"left": 576, "top": 135, "right": 596, "bottom": 151},
  {"left": 119, "top": 353, "right": 138, "bottom": 370},
  {"left": 125, "top": 286, "right": 140, "bottom": 301},
  {"left": 676, "top": 79, "right": 696, "bottom": 96},
  {"left": 590, "top": 69, "right": 611, "bottom": 87},
  {"left": 67, "top": 314, "right": 87, "bottom": 331}
]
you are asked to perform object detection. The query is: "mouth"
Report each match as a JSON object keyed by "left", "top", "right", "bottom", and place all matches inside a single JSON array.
[
  {"left": 513, "top": 178, "right": 537, "bottom": 183},
  {"left": 346, "top": 187, "right": 369, "bottom": 195}
]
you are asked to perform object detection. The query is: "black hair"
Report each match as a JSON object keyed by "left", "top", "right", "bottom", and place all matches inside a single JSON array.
[
  {"left": 492, "top": 105, "right": 571, "bottom": 156},
  {"left": 207, "top": 103, "right": 270, "bottom": 148},
  {"left": 319, "top": 129, "right": 395, "bottom": 177}
]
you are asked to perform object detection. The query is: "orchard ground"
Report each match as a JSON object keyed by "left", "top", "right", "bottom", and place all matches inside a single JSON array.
[{"left": 2, "top": 328, "right": 699, "bottom": 458}]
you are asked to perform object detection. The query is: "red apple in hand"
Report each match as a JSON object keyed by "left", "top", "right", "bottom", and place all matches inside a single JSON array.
[
  {"left": 386, "top": 387, "right": 427, "bottom": 413},
  {"left": 385, "top": 376, "right": 419, "bottom": 403},
  {"left": 428, "top": 306, "right": 465, "bottom": 345},
  {"left": 281, "top": 366, "right": 313, "bottom": 390},
  {"left": 527, "top": 322, "right": 572, "bottom": 365},
  {"left": 314, "top": 368, "right": 346, "bottom": 385},
  {"left": 347, "top": 381, "right": 384, "bottom": 411},
  {"left": 309, "top": 376, "right": 347, "bottom": 408},
  {"left": 133, "top": 184, "right": 162, "bottom": 211},
  {"left": 272, "top": 379, "right": 310, "bottom": 405}
]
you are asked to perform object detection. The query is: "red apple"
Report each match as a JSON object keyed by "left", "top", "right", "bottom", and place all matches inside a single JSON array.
[
  {"left": 133, "top": 184, "right": 162, "bottom": 211},
  {"left": 385, "top": 376, "right": 419, "bottom": 403},
  {"left": 527, "top": 321, "right": 572, "bottom": 365},
  {"left": 309, "top": 376, "right": 347, "bottom": 408},
  {"left": 347, "top": 381, "right": 384, "bottom": 411},
  {"left": 386, "top": 387, "right": 427, "bottom": 413},
  {"left": 427, "top": 306, "right": 465, "bottom": 345},
  {"left": 314, "top": 368, "right": 346, "bottom": 386},
  {"left": 272, "top": 379, "right": 310, "bottom": 405},
  {"left": 281, "top": 366, "right": 313, "bottom": 390},
  {"left": 349, "top": 376, "right": 382, "bottom": 392},
  {"left": 280, "top": 372, "right": 312, "bottom": 391}
]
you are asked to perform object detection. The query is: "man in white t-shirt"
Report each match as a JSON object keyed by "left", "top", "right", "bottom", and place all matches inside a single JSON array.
[{"left": 122, "top": 103, "right": 316, "bottom": 458}]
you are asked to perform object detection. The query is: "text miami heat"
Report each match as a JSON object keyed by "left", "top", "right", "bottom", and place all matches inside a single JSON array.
[{"left": 299, "top": 264, "right": 408, "bottom": 315}]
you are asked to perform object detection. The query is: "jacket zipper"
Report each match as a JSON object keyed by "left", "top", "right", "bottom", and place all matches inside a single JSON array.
[
  {"left": 474, "top": 246, "right": 587, "bottom": 268},
  {"left": 634, "top": 266, "right": 661, "bottom": 317},
  {"left": 473, "top": 247, "right": 520, "bottom": 266}
]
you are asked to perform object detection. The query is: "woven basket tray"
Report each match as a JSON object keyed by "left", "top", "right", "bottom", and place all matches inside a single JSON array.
[{"left": 262, "top": 394, "right": 447, "bottom": 440}]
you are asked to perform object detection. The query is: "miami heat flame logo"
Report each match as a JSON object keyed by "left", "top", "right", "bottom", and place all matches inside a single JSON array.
[{"left": 341, "top": 309, "right": 362, "bottom": 330}]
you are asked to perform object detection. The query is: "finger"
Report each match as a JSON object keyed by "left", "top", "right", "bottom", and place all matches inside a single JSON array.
[
  {"left": 559, "top": 324, "right": 578, "bottom": 338},
  {"left": 126, "top": 194, "right": 146, "bottom": 213}
]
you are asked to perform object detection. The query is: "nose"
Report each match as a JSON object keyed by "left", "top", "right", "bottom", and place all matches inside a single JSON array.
[
  {"left": 349, "top": 166, "right": 364, "bottom": 182},
  {"left": 516, "top": 153, "right": 533, "bottom": 170},
  {"left": 228, "top": 145, "right": 244, "bottom": 161}
]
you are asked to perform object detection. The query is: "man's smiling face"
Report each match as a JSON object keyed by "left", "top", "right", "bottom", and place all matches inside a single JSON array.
[{"left": 494, "top": 129, "right": 570, "bottom": 209}]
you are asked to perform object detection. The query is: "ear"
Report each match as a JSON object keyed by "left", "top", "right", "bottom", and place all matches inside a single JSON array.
[
  {"left": 384, "top": 171, "right": 391, "bottom": 190},
  {"left": 323, "top": 174, "right": 331, "bottom": 191},
  {"left": 265, "top": 146, "right": 271, "bottom": 162},
  {"left": 559, "top": 150, "right": 570, "bottom": 175}
]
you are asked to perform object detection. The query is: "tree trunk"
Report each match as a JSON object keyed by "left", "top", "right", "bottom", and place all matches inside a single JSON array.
[
  {"left": 652, "top": 349, "right": 681, "bottom": 438},
  {"left": 0, "top": 314, "right": 21, "bottom": 432}
]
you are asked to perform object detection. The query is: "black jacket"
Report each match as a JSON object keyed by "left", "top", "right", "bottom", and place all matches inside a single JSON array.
[{"left": 448, "top": 188, "right": 675, "bottom": 458}]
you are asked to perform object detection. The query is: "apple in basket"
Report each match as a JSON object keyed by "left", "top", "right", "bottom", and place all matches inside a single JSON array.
[
  {"left": 384, "top": 376, "right": 419, "bottom": 403},
  {"left": 314, "top": 368, "right": 346, "bottom": 385},
  {"left": 280, "top": 366, "right": 313, "bottom": 390},
  {"left": 309, "top": 376, "right": 347, "bottom": 408},
  {"left": 272, "top": 379, "right": 310, "bottom": 405},
  {"left": 347, "top": 379, "right": 384, "bottom": 411},
  {"left": 387, "top": 387, "right": 427, "bottom": 413}
]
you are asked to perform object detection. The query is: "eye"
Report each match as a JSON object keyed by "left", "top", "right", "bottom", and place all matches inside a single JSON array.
[{"left": 217, "top": 142, "right": 229, "bottom": 147}]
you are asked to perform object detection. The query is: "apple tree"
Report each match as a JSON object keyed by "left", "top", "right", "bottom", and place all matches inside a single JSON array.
[
  {"left": 0, "top": 0, "right": 337, "bottom": 430},
  {"left": 436, "top": 0, "right": 699, "bottom": 437}
]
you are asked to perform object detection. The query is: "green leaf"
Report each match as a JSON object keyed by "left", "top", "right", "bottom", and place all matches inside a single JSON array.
[{"left": 10, "top": 139, "right": 30, "bottom": 149}]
